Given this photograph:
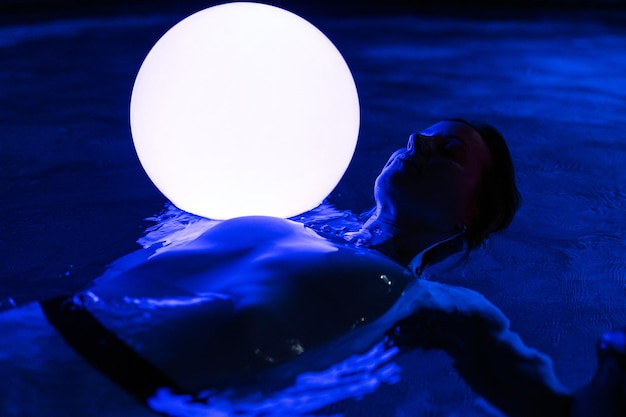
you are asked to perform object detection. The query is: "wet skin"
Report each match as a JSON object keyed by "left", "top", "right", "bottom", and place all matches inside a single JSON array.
[
  {"left": 85, "top": 121, "right": 494, "bottom": 392},
  {"left": 86, "top": 121, "right": 495, "bottom": 392},
  {"left": 374, "top": 120, "right": 491, "bottom": 232},
  {"left": 80, "top": 121, "right": 605, "bottom": 417},
  {"left": 0, "top": 118, "right": 620, "bottom": 417},
  {"left": 86, "top": 214, "right": 577, "bottom": 417},
  {"left": 88, "top": 216, "right": 414, "bottom": 391}
]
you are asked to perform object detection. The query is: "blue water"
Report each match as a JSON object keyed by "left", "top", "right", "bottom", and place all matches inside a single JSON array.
[
  {"left": 2, "top": 8, "right": 626, "bottom": 417},
  {"left": 147, "top": 339, "right": 400, "bottom": 417}
]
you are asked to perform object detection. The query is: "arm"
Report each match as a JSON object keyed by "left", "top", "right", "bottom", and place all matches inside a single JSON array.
[{"left": 390, "top": 282, "right": 572, "bottom": 417}]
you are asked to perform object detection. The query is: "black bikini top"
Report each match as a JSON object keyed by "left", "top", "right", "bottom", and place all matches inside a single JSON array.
[{"left": 409, "top": 231, "right": 467, "bottom": 276}]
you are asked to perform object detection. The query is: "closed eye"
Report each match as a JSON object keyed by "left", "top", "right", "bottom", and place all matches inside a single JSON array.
[{"left": 438, "top": 137, "right": 466, "bottom": 163}]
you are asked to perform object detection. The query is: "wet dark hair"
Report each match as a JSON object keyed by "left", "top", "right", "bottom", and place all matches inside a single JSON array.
[{"left": 449, "top": 118, "right": 522, "bottom": 250}]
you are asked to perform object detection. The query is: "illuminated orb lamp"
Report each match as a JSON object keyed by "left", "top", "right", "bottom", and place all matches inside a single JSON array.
[{"left": 130, "top": 2, "right": 360, "bottom": 220}]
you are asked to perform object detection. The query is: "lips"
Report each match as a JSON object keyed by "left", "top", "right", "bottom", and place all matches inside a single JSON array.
[{"left": 394, "top": 153, "right": 422, "bottom": 173}]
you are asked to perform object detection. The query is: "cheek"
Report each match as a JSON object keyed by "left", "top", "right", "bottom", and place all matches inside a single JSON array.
[
  {"left": 373, "top": 172, "right": 401, "bottom": 203},
  {"left": 425, "top": 168, "right": 476, "bottom": 214},
  {"left": 375, "top": 164, "right": 416, "bottom": 195},
  {"left": 375, "top": 162, "right": 477, "bottom": 218},
  {"left": 445, "top": 176, "right": 479, "bottom": 218},
  {"left": 374, "top": 171, "right": 421, "bottom": 215}
]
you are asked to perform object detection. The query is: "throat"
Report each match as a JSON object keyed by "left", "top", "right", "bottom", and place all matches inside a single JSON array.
[
  {"left": 357, "top": 219, "right": 459, "bottom": 266},
  {"left": 367, "top": 231, "right": 422, "bottom": 266}
]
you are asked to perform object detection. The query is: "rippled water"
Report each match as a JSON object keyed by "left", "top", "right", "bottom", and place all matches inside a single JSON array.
[
  {"left": 148, "top": 340, "right": 400, "bottom": 417},
  {"left": 2, "top": 8, "right": 626, "bottom": 417}
]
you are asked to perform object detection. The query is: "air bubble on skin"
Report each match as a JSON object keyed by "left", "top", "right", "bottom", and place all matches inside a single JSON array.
[
  {"left": 352, "top": 316, "right": 367, "bottom": 329},
  {"left": 289, "top": 339, "right": 306, "bottom": 355},
  {"left": 254, "top": 348, "right": 276, "bottom": 364},
  {"left": 83, "top": 291, "right": 100, "bottom": 303},
  {"left": 379, "top": 275, "right": 393, "bottom": 289}
]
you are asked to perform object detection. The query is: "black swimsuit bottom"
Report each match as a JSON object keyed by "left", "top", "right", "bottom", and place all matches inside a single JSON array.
[{"left": 39, "top": 295, "right": 182, "bottom": 406}]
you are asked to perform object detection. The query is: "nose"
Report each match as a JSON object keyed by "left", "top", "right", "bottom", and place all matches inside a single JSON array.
[{"left": 407, "top": 133, "right": 430, "bottom": 156}]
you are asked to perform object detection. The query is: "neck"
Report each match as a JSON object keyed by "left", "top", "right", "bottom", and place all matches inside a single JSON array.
[{"left": 357, "top": 214, "right": 460, "bottom": 266}]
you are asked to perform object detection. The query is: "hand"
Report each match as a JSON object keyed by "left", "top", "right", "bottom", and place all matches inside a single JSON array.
[{"left": 572, "top": 327, "right": 626, "bottom": 417}]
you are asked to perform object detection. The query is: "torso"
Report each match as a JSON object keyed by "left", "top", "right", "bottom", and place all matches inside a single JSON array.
[{"left": 86, "top": 216, "right": 413, "bottom": 391}]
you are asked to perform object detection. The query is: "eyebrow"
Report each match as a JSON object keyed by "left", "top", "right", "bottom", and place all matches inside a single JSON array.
[{"left": 445, "top": 134, "right": 467, "bottom": 145}]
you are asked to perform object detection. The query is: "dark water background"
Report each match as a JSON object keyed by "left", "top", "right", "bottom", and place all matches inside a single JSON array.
[{"left": 1, "top": 2, "right": 626, "bottom": 416}]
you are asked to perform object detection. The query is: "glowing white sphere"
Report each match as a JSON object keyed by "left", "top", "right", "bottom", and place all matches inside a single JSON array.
[{"left": 130, "top": 2, "right": 360, "bottom": 220}]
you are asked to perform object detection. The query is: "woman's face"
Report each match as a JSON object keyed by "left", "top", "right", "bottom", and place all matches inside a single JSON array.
[{"left": 374, "top": 120, "right": 491, "bottom": 231}]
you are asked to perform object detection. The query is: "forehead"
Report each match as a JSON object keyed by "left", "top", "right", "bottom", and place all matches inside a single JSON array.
[
  {"left": 420, "top": 120, "right": 491, "bottom": 163},
  {"left": 419, "top": 120, "right": 481, "bottom": 143}
]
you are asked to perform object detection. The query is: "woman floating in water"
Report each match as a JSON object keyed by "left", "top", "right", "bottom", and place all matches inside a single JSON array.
[{"left": 5, "top": 120, "right": 625, "bottom": 417}]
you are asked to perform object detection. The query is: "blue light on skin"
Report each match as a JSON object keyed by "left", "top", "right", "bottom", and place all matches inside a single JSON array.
[
  {"left": 351, "top": 121, "right": 491, "bottom": 265},
  {"left": 87, "top": 121, "right": 575, "bottom": 417},
  {"left": 89, "top": 121, "right": 492, "bottom": 392},
  {"left": 1, "top": 116, "right": 621, "bottom": 416},
  {"left": 88, "top": 215, "right": 413, "bottom": 392}
]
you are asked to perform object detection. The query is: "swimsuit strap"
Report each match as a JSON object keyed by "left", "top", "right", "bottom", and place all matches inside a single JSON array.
[
  {"left": 39, "top": 294, "right": 182, "bottom": 406},
  {"left": 409, "top": 231, "right": 466, "bottom": 275}
]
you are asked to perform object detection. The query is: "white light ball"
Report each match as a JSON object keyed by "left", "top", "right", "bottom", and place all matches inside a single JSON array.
[{"left": 130, "top": 2, "right": 360, "bottom": 220}]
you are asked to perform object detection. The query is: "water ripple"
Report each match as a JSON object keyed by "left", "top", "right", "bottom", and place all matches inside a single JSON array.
[{"left": 148, "top": 340, "right": 400, "bottom": 417}]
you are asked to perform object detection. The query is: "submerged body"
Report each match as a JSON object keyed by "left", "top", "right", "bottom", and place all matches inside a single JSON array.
[
  {"left": 3, "top": 120, "right": 623, "bottom": 416},
  {"left": 76, "top": 215, "right": 572, "bottom": 417},
  {"left": 87, "top": 216, "right": 413, "bottom": 391},
  {"left": 1, "top": 216, "right": 621, "bottom": 417}
]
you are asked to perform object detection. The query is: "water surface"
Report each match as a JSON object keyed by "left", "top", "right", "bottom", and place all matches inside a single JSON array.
[{"left": 1, "top": 8, "right": 626, "bottom": 417}]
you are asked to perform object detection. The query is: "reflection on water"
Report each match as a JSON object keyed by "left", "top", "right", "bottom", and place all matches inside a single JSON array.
[{"left": 136, "top": 202, "right": 364, "bottom": 255}]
